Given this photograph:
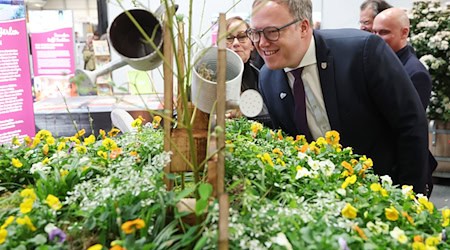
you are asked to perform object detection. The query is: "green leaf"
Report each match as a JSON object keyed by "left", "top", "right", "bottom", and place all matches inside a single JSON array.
[
  {"left": 195, "top": 199, "right": 208, "bottom": 216},
  {"left": 198, "top": 183, "right": 212, "bottom": 200},
  {"left": 175, "top": 187, "right": 195, "bottom": 201},
  {"left": 27, "top": 234, "right": 47, "bottom": 245},
  {"left": 193, "top": 236, "right": 208, "bottom": 250}
]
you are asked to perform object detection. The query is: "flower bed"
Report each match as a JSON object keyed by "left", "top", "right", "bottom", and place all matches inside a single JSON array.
[{"left": 0, "top": 118, "right": 449, "bottom": 249}]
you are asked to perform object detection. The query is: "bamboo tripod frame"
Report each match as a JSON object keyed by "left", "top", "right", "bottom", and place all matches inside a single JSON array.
[{"left": 161, "top": 9, "right": 229, "bottom": 249}]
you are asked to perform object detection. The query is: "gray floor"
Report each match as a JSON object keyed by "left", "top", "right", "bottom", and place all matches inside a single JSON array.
[{"left": 430, "top": 178, "right": 450, "bottom": 209}]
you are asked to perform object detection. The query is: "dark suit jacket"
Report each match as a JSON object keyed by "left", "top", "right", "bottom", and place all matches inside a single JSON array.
[
  {"left": 396, "top": 45, "right": 432, "bottom": 110},
  {"left": 396, "top": 45, "right": 437, "bottom": 194},
  {"left": 258, "top": 29, "right": 429, "bottom": 193}
]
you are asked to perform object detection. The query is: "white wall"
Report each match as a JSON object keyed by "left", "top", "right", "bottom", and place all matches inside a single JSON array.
[{"left": 320, "top": 0, "right": 413, "bottom": 29}]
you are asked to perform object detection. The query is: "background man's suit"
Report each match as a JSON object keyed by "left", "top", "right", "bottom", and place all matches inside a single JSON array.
[{"left": 259, "top": 29, "right": 430, "bottom": 194}]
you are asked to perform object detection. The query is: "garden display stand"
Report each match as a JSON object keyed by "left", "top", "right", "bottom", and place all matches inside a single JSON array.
[{"left": 160, "top": 9, "right": 229, "bottom": 248}]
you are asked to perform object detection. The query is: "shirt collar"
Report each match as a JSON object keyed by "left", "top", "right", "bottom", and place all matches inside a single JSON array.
[{"left": 285, "top": 35, "right": 317, "bottom": 72}]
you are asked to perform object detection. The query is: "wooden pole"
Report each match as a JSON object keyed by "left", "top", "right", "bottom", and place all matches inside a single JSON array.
[
  {"left": 176, "top": 20, "right": 186, "bottom": 125},
  {"left": 216, "top": 13, "right": 228, "bottom": 250},
  {"left": 163, "top": 8, "right": 174, "bottom": 190}
]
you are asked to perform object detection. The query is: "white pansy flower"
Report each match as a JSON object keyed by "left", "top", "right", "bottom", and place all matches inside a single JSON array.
[
  {"left": 319, "top": 159, "right": 335, "bottom": 176},
  {"left": 380, "top": 175, "right": 393, "bottom": 186},
  {"left": 308, "top": 158, "right": 320, "bottom": 171},
  {"left": 390, "top": 227, "right": 408, "bottom": 244},
  {"left": 295, "top": 167, "right": 311, "bottom": 179},
  {"left": 271, "top": 232, "right": 293, "bottom": 250}
]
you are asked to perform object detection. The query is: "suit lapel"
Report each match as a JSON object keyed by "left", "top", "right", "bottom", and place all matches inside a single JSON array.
[{"left": 313, "top": 31, "right": 341, "bottom": 133}]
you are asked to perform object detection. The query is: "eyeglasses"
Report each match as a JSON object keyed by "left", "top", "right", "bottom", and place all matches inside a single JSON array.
[
  {"left": 246, "top": 19, "right": 300, "bottom": 43},
  {"left": 226, "top": 32, "right": 249, "bottom": 44}
]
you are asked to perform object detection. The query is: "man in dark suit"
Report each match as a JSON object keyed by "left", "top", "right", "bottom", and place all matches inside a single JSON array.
[
  {"left": 247, "top": 0, "right": 430, "bottom": 194},
  {"left": 373, "top": 7, "right": 437, "bottom": 196}
]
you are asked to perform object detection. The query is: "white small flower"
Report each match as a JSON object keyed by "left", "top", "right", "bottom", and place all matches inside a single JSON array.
[
  {"left": 295, "top": 167, "right": 311, "bottom": 179},
  {"left": 380, "top": 175, "right": 392, "bottom": 186},
  {"left": 308, "top": 158, "right": 320, "bottom": 171},
  {"left": 390, "top": 226, "right": 408, "bottom": 244},
  {"left": 271, "top": 232, "right": 293, "bottom": 250},
  {"left": 297, "top": 151, "right": 308, "bottom": 160}
]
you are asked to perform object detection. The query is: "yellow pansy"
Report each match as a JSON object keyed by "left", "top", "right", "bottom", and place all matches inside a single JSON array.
[
  {"left": 385, "top": 206, "right": 399, "bottom": 221},
  {"left": 412, "top": 241, "right": 426, "bottom": 250},
  {"left": 380, "top": 188, "right": 389, "bottom": 197},
  {"left": 341, "top": 203, "right": 358, "bottom": 219},
  {"left": 31, "top": 137, "right": 41, "bottom": 148},
  {"left": 46, "top": 136, "right": 55, "bottom": 145},
  {"left": 87, "top": 244, "right": 103, "bottom": 250},
  {"left": 121, "top": 218, "right": 145, "bottom": 234},
  {"left": 1, "top": 216, "right": 15, "bottom": 230},
  {"left": 99, "top": 129, "right": 106, "bottom": 139},
  {"left": 370, "top": 183, "right": 382, "bottom": 192},
  {"left": 16, "top": 215, "right": 36, "bottom": 231},
  {"left": 272, "top": 148, "right": 283, "bottom": 157},
  {"left": 425, "top": 236, "right": 440, "bottom": 247},
  {"left": 315, "top": 137, "right": 326, "bottom": 147},
  {"left": 402, "top": 211, "right": 415, "bottom": 225},
  {"left": 341, "top": 175, "right": 357, "bottom": 189},
  {"left": 251, "top": 122, "right": 263, "bottom": 134},
  {"left": 45, "top": 194, "right": 62, "bottom": 210},
  {"left": 24, "top": 136, "right": 31, "bottom": 145},
  {"left": 20, "top": 198, "right": 34, "bottom": 214},
  {"left": 262, "top": 153, "right": 274, "bottom": 167},
  {"left": 0, "top": 228, "right": 7, "bottom": 244},
  {"left": 108, "top": 128, "right": 121, "bottom": 137},
  {"left": 341, "top": 161, "right": 354, "bottom": 175},
  {"left": 57, "top": 141, "right": 66, "bottom": 151},
  {"left": 152, "top": 116, "right": 162, "bottom": 128},
  {"left": 11, "top": 158, "right": 23, "bottom": 168},
  {"left": 75, "top": 145, "right": 87, "bottom": 154},
  {"left": 42, "top": 144, "right": 49, "bottom": 155},
  {"left": 60, "top": 169, "right": 69, "bottom": 177},
  {"left": 75, "top": 129, "right": 86, "bottom": 138},
  {"left": 69, "top": 136, "right": 81, "bottom": 145},
  {"left": 11, "top": 136, "right": 20, "bottom": 145},
  {"left": 325, "top": 130, "right": 340, "bottom": 146},
  {"left": 97, "top": 150, "right": 107, "bottom": 159},
  {"left": 84, "top": 134, "right": 96, "bottom": 145},
  {"left": 442, "top": 208, "right": 450, "bottom": 227},
  {"left": 42, "top": 157, "right": 50, "bottom": 165},
  {"left": 102, "top": 138, "right": 118, "bottom": 150},
  {"left": 131, "top": 118, "right": 143, "bottom": 128},
  {"left": 20, "top": 188, "right": 36, "bottom": 200}
]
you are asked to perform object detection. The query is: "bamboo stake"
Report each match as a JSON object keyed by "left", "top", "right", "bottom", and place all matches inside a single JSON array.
[
  {"left": 177, "top": 20, "right": 186, "bottom": 125},
  {"left": 218, "top": 193, "right": 229, "bottom": 250},
  {"left": 163, "top": 9, "right": 174, "bottom": 191},
  {"left": 216, "top": 14, "right": 226, "bottom": 196},
  {"left": 217, "top": 13, "right": 228, "bottom": 250}
]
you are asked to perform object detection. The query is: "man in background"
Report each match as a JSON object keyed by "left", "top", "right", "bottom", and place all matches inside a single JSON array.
[
  {"left": 373, "top": 7, "right": 437, "bottom": 196},
  {"left": 359, "top": 0, "right": 392, "bottom": 32}
]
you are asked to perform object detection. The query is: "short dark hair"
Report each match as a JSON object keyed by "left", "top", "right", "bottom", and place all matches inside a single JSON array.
[{"left": 360, "top": 0, "right": 392, "bottom": 17}]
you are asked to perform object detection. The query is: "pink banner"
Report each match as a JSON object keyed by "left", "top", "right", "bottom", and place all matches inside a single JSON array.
[
  {"left": 31, "top": 27, "right": 75, "bottom": 76},
  {"left": 0, "top": 18, "right": 35, "bottom": 144}
]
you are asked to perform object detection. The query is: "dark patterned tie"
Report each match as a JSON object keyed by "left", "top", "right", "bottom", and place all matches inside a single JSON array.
[{"left": 292, "top": 68, "right": 313, "bottom": 141}]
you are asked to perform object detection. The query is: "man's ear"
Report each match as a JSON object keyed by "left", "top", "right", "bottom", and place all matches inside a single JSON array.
[
  {"left": 402, "top": 27, "right": 410, "bottom": 39},
  {"left": 300, "top": 19, "right": 311, "bottom": 35}
]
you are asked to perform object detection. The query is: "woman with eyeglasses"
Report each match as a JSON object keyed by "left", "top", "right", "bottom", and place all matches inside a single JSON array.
[{"left": 225, "top": 16, "right": 272, "bottom": 127}]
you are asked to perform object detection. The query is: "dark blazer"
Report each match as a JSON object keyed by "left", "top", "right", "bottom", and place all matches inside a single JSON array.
[
  {"left": 396, "top": 45, "right": 437, "bottom": 195},
  {"left": 396, "top": 45, "right": 432, "bottom": 110},
  {"left": 259, "top": 29, "right": 429, "bottom": 194}
]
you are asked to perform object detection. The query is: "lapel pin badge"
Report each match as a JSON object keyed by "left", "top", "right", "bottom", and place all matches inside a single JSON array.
[
  {"left": 280, "top": 92, "right": 287, "bottom": 99},
  {"left": 321, "top": 62, "right": 327, "bottom": 70}
]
